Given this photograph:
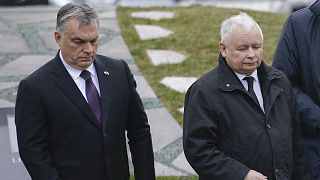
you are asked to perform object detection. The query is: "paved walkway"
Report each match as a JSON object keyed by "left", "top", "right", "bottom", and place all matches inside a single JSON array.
[{"left": 0, "top": 4, "right": 196, "bottom": 179}]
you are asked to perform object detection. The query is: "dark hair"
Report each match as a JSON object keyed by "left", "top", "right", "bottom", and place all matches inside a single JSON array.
[{"left": 56, "top": 3, "right": 99, "bottom": 34}]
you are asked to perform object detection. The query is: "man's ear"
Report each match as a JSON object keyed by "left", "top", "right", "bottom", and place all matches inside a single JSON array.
[
  {"left": 54, "top": 31, "right": 62, "bottom": 48},
  {"left": 219, "top": 42, "right": 227, "bottom": 57}
]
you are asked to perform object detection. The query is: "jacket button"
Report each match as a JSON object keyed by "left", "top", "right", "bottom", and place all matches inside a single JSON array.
[
  {"left": 274, "top": 169, "right": 279, "bottom": 173},
  {"left": 266, "top": 124, "right": 271, "bottom": 129}
]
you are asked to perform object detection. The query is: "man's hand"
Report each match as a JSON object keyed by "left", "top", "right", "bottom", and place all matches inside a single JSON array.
[{"left": 244, "top": 170, "right": 268, "bottom": 180}]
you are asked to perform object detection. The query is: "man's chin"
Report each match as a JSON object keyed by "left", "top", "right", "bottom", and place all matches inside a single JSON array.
[
  {"left": 239, "top": 68, "right": 256, "bottom": 75},
  {"left": 245, "top": 65, "right": 258, "bottom": 71},
  {"left": 76, "top": 62, "right": 93, "bottom": 70},
  {"left": 79, "top": 58, "right": 94, "bottom": 61}
]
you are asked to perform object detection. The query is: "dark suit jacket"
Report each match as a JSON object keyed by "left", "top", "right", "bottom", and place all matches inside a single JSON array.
[{"left": 15, "top": 52, "right": 155, "bottom": 180}]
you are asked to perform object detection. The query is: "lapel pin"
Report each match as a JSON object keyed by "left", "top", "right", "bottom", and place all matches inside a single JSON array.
[{"left": 104, "top": 71, "right": 109, "bottom": 76}]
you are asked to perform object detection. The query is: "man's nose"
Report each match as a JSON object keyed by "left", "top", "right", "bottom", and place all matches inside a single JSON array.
[
  {"left": 247, "top": 47, "right": 255, "bottom": 58},
  {"left": 83, "top": 42, "right": 93, "bottom": 53}
]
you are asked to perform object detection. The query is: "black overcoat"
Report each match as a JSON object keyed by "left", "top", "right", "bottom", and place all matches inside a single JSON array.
[{"left": 183, "top": 55, "right": 310, "bottom": 180}]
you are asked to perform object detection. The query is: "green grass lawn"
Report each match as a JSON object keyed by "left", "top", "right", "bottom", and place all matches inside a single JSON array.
[
  {"left": 118, "top": 5, "right": 287, "bottom": 180},
  {"left": 117, "top": 6, "right": 287, "bottom": 125}
]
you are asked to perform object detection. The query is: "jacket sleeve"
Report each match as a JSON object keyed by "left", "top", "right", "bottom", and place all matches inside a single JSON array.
[
  {"left": 15, "top": 79, "right": 61, "bottom": 180},
  {"left": 183, "top": 84, "right": 250, "bottom": 180},
  {"left": 272, "top": 15, "right": 320, "bottom": 134},
  {"left": 289, "top": 85, "right": 312, "bottom": 180},
  {"left": 122, "top": 60, "right": 155, "bottom": 180}
]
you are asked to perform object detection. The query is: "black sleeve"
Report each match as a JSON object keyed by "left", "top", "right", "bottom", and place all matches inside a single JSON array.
[
  {"left": 121, "top": 60, "right": 155, "bottom": 180},
  {"left": 289, "top": 85, "right": 312, "bottom": 180},
  {"left": 272, "top": 15, "right": 320, "bottom": 134},
  {"left": 15, "top": 79, "right": 61, "bottom": 180}
]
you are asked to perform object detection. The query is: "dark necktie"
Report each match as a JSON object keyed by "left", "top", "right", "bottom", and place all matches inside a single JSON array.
[
  {"left": 243, "top": 76, "right": 259, "bottom": 105},
  {"left": 80, "top": 70, "right": 101, "bottom": 122}
]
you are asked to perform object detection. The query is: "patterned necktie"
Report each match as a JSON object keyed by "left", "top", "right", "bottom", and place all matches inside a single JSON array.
[
  {"left": 243, "top": 76, "right": 259, "bottom": 105},
  {"left": 80, "top": 70, "right": 101, "bottom": 122}
]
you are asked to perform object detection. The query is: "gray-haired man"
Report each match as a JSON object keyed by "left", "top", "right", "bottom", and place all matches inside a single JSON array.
[
  {"left": 183, "top": 13, "right": 310, "bottom": 180},
  {"left": 15, "top": 3, "right": 155, "bottom": 180}
]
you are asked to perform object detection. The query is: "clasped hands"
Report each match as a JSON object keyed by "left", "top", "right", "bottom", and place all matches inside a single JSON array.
[{"left": 244, "top": 170, "right": 268, "bottom": 180}]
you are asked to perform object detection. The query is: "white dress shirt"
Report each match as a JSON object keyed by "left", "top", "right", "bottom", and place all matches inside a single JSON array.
[
  {"left": 59, "top": 51, "right": 101, "bottom": 102},
  {"left": 235, "top": 70, "right": 265, "bottom": 112}
]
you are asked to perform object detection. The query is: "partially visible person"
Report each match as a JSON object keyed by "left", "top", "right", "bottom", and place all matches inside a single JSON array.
[
  {"left": 183, "top": 12, "right": 310, "bottom": 180},
  {"left": 272, "top": 1, "right": 320, "bottom": 179},
  {"left": 15, "top": 3, "right": 155, "bottom": 180}
]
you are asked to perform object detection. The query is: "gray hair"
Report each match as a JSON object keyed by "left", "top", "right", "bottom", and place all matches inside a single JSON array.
[
  {"left": 220, "top": 12, "right": 263, "bottom": 44},
  {"left": 56, "top": 3, "right": 99, "bottom": 34}
]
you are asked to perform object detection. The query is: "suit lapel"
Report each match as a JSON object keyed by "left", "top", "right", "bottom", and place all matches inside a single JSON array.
[
  {"left": 51, "top": 53, "right": 101, "bottom": 129},
  {"left": 94, "top": 56, "right": 112, "bottom": 129}
]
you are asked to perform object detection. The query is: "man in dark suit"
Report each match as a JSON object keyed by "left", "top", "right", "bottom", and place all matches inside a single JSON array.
[
  {"left": 14, "top": 3, "right": 155, "bottom": 180},
  {"left": 183, "top": 13, "right": 310, "bottom": 180}
]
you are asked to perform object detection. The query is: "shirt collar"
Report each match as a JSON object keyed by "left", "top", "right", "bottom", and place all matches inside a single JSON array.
[
  {"left": 234, "top": 69, "right": 259, "bottom": 82},
  {"left": 59, "top": 50, "right": 97, "bottom": 80}
]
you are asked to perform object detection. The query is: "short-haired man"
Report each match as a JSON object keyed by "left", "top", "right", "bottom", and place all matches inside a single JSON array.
[
  {"left": 183, "top": 13, "right": 310, "bottom": 180},
  {"left": 15, "top": 3, "right": 155, "bottom": 180}
]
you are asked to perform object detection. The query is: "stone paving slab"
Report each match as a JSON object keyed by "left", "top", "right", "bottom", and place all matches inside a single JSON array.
[
  {"left": 99, "top": 19, "right": 120, "bottom": 32},
  {"left": 119, "top": 0, "right": 178, "bottom": 7},
  {"left": 0, "top": 55, "right": 52, "bottom": 76},
  {"left": 131, "top": 11, "right": 175, "bottom": 20},
  {"left": 0, "top": 99, "right": 14, "bottom": 108},
  {"left": 0, "top": 8, "right": 57, "bottom": 24},
  {"left": 99, "top": 11, "right": 117, "bottom": 19},
  {"left": 160, "top": 76, "right": 197, "bottom": 93},
  {"left": 38, "top": 31, "right": 59, "bottom": 51},
  {"left": 155, "top": 161, "right": 187, "bottom": 176},
  {"left": 128, "top": 146, "right": 191, "bottom": 176},
  {"left": 0, "top": 81, "right": 18, "bottom": 108},
  {"left": 0, "top": 22, "right": 10, "bottom": 32},
  {"left": 147, "top": 49, "right": 186, "bottom": 65},
  {"left": 172, "top": 152, "right": 196, "bottom": 174},
  {"left": 129, "top": 64, "right": 142, "bottom": 75},
  {"left": 98, "top": 35, "right": 134, "bottom": 60},
  {"left": 50, "top": 0, "right": 118, "bottom": 6},
  {"left": 0, "top": 35, "right": 30, "bottom": 53},
  {"left": 0, "top": 82, "right": 18, "bottom": 91},
  {"left": 37, "top": 21, "right": 57, "bottom": 29},
  {"left": 127, "top": 59, "right": 139, "bottom": 67},
  {"left": 146, "top": 107, "right": 182, "bottom": 152},
  {"left": 134, "top": 75, "right": 158, "bottom": 98},
  {"left": 0, "top": 6, "right": 59, "bottom": 12},
  {"left": 134, "top": 24, "right": 173, "bottom": 40}
]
